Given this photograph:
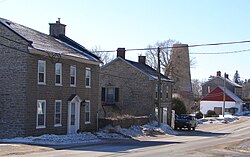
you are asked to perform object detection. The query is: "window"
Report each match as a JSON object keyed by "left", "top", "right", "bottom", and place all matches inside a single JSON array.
[
  {"left": 166, "top": 85, "right": 169, "bottom": 99},
  {"left": 101, "top": 87, "right": 119, "bottom": 104},
  {"left": 160, "top": 84, "right": 163, "bottom": 99},
  {"left": 155, "top": 84, "right": 162, "bottom": 99},
  {"left": 55, "top": 63, "right": 62, "bottom": 86},
  {"left": 208, "top": 86, "right": 211, "bottom": 93},
  {"left": 85, "top": 67, "right": 91, "bottom": 88},
  {"left": 155, "top": 84, "right": 158, "bottom": 99},
  {"left": 36, "top": 100, "right": 46, "bottom": 129},
  {"left": 38, "top": 60, "right": 46, "bottom": 84},
  {"left": 85, "top": 100, "right": 90, "bottom": 124},
  {"left": 70, "top": 66, "right": 76, "bottom": 87},
  {"left": 54, "top": 100, "right": 62, "bottom": 127}
]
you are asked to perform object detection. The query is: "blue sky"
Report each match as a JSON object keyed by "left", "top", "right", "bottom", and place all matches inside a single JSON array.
[{"left": 1, "top": 0, "right": 250, "bottom": 81}]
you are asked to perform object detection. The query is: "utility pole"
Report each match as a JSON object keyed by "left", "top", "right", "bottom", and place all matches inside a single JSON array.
[
  {"left": 223, "top": 72, "right": 226, "bottom": 117},
  {"left": 157, "top": 47, "right": 161, "bottom": 127}
]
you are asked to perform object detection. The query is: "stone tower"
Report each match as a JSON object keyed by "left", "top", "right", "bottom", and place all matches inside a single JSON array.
[{"left": 170, "top": 44, "right": 194, "bottom": 112}]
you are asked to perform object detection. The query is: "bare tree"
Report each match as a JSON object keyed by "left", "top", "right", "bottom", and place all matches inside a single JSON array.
[
  {"left": 146, "top": 39, "right": 179, "bottom": 75},
  {"left": 90, "top": 45, "right": 114, "bottom": 65},
  {"left": 191, "top": 79, "right": 202, "bottom": 100},
  {"left": 146, "top": 39, "right": 196, "bottom": 77}
]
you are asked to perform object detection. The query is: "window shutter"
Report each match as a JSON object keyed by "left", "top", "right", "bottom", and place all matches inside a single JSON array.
[
  {"left": 115, "top": 88, "right": 119, "bottom": 102},
  {"left": 101, "top": 88, "right": 105, "bottom": 101}
]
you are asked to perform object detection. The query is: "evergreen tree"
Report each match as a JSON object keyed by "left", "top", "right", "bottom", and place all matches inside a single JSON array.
[{"left": 172, "top": 98, "right": 187, "bottom": 115}]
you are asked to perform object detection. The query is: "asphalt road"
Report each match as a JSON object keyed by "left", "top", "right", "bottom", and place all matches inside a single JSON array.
[{"left": 2, "top": 117, "right": 250, "bottom": 157}]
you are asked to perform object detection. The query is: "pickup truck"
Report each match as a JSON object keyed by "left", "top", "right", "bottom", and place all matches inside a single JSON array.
[{"left": 174, "top": 114, "right": 197, "bottom": 131}]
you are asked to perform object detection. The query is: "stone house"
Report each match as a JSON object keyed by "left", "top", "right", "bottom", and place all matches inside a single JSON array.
[
  {"left": 0, "top": 18, "right": 101, "bottom": 138},
  {"left": 202, "top": 71, "right": 242, "bottom": 98},
  {"left": 99, "top": 48, "right": 174, "bottom": 125}
]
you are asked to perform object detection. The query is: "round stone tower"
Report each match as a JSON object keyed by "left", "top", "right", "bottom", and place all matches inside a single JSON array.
[{"left": 171, "top": 44, "right": 194, "bottom": 112}]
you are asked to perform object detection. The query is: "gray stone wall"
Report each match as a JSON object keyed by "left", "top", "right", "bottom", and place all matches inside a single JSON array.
[
  {"left": 0, "top": 22, "right": 100, "bottom": 138},
  {"left": 99, "top": 58, "right": 172, "bottom": 119},
  {"left": 171, "top": 44, "right": 192, "bottom": 93},
  {"left": 25, "top": 55, "right": 100, "bottom": 136},
  {"left": 0, "top": 23, "right": 29, "bottom": 138}
]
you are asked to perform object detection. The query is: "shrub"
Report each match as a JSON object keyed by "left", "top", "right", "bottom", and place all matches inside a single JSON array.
[
  {"left": 205, "top": 110, "right": 218, "bottom": 117},
  {"left": 195, "top": 111, "right": 203, "bottom": 119}
]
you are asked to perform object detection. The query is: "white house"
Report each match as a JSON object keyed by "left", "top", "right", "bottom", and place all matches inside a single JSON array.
[{"left": 200, "top": 86, "right": 243, "bottom": 115}]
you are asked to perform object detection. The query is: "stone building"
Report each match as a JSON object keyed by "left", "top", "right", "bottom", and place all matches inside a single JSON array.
[
  {"left": 202, "top": 71, "right": 242, "bottom": 98},
  {"left": 0, "top": 18, "right": 101, "bottom": 138},
  {"left": 170, "top": 44, "right": 194, "bottom": 112},
  {"left": 100, "top": 48, "right": 174, "bottom": 125}
]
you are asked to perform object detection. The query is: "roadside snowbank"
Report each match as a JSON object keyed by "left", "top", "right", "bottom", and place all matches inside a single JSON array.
[
  {"left": 0, "top": 132, "right": 101, "bottom": 145},
  {"left": 198, "top": 115, "right": 239, "bottom": 124},
  {"left": 98, "top": 121, "right": 177, "bottom": 139},
  {"left": 0, "top": 121, "right": 176, "bottom": 145}
]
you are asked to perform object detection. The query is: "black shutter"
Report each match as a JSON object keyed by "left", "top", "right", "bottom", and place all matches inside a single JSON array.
[
  {"left": 115, "top": 88, "right": 119, "bottom": 102},
  {"left": 101, "top": 88, "right": 106, "bottom": 101}
]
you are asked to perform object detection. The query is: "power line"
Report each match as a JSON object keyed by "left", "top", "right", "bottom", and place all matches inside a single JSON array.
[
  {"left": 2, "top": 34, "right": 250, "bottom": 55},
  {"left": 0, "top": 42, "right": 142, "bottom": 82},
  {"left": 94, "top": 40, "right": 250, "bottom": 53},
  {"left": 190, "top": 48, "right": 250, "bottom": 55}
]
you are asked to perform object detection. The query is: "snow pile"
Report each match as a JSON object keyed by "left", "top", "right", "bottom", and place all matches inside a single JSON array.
[
  {"left": 0, "top": 132, "right": 101, "bottom": 145},
  {"left": 142, "top": 121, "right": 177, "bottom": 135},
  {"left": 198, "top": 115, "right": 239, "bottom": 124},
  {"left": 0, "top": 122, "right": 176, "bottom": 145},
  {"left": 99, "top": 121, "right": 177, "bottom": 138}
]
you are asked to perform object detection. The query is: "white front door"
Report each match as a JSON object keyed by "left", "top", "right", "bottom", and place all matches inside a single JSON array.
[{"left": 68, "top": 99, "right": 80, "bottom": 134}]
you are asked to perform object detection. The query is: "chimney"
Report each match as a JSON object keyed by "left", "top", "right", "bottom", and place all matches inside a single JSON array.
[
  {"left": 117, "top": 48, "right": 126, "bottom": 59},
  {"left": 225, "top": 73, "right": 229, "bottom": 79},
  {"left": 138, "top": 56, "right": 146, "bottom": 64},
  {"left": 49, "top": 18, "right": 66, "bottom": 37},
  {"left": 217, "top": 71, "right": 221, "bottom": 77}
]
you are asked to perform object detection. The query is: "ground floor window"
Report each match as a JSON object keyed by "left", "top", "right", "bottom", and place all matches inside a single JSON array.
[
  {"left": 36, "top": 100, "right": 46, "bottom": 129},
  {"left": 54, "top": 100, "right": 62, "bottom": 127},
  {"left": 85, "top": 100, "right": 90, "bottom": 124},
  {"left": 101, "top": 87, "right": 119, "bottom": 104}
]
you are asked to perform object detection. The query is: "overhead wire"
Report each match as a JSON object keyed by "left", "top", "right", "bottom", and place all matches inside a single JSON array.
[{"left": 2, "top": 34, "right": 250, "bottom": 83}]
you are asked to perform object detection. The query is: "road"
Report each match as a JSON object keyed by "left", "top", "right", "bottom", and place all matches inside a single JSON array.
[{"left": 1, "top": 117, "right": 250, "bottom": 157}]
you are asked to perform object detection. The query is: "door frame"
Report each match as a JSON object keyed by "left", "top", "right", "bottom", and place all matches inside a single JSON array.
[{"left": 67, "top": 95, "right": 82, "bottom": 134}]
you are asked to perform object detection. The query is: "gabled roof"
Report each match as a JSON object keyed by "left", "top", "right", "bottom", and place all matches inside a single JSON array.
[
  {"left": 201, "top": 86, "right": 242, "bottom": 102},
  {"left": 0, "top": 18, "right": 100, "bottom": 63},
  {"left": 102, "top": 57, "right": 174, "bottom": 82},
  {"left": 202, "top": 76, "right": 242, "bottom": 88}
]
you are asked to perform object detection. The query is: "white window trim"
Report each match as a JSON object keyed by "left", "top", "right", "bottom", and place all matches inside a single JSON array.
[
  {"left": 85, "top": 67, "right": 91, "bottom": 88},
  {"left": 70, "top": 66, "right": 76, "bottom": 87},
  {"left": 54, "top": 100, "right": 62, "bottom": 127},
  {"left": 85, "top": 100, "right": 91, "bottom": 124},
  {"left": 55, "top": 63, "right": 62, "bottom": 86},
  {"left": 38, "top": 60, "right": 46, "bottom": 85},
  {"left": 36, "top": 100, "right": 46, "bottom": 129}
]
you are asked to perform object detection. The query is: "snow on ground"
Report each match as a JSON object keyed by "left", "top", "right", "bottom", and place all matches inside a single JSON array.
[
  {"left": 198, "top": 115, "right": 240, "bottom": 124},
  {"left": 98, "top": 121, "right": 177, "bottom": 138},
  {"left": 0, "top": 122, "right": 176, "bottom": 145},
  {"left": 235, "top": 111, "right": 250, "bottom": 116},
  {"left": 0, "top": 132, "right": 101, "bottom": 146}
]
